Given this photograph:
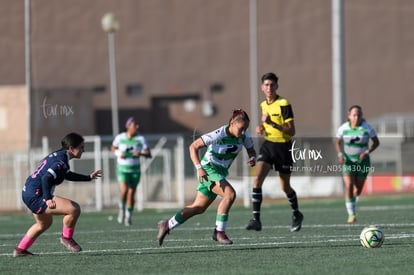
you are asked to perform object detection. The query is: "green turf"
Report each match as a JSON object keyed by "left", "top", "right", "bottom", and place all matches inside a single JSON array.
[{"left": 1, "top": 194, "right": 414, "bottom": 275}]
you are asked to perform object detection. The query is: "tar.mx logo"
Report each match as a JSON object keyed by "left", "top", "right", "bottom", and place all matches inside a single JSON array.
[
  {"left": 40, "top": 96, "right": 74, "bottom": 119},
  {"left": 289, "top": 140, "right": 323, "bottom": 163}
]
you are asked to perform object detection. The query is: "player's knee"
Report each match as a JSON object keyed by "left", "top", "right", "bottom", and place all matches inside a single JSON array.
[
  {"left": 225, "top": 189, "right": 236, "bottom": 203},
  {"left": 128, "top": 188, "right": 137, "bottom": 197},
  {"left": 355, "top": 187, "right": 363, "bottom": 196},
  {"left": 70, "top": 201, "right": 81, "bottom": 216}
]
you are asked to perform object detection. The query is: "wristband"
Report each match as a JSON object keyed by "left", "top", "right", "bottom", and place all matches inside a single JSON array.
[
  {"left": 364, "top": 149, "right": 370, "bottom": 155},
  {"left": 337, "top": 152, "right": 343, "bottom": 158},
  {"left": 115, "top": 150, "right": 122, "bottom": 157},
  {"left": 195, "top": 164, "right": 202, "bottom": 170}
]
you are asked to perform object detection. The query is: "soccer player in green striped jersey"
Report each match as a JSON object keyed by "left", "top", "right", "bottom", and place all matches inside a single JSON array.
[
  {"left": 336, "top": 105, "right": 380, "bottom": 223},
  {"left": 112, "top": 117, "right": 152, "bottom": 226},
  {"left": 157, "top": 109, "right": 257, "bottom": 246}
]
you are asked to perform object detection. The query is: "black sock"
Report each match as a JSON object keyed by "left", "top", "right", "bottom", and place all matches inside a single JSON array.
[
  {"left": 287, "top": 191, "right": 299, "bottom": 212},
  {"left": 252, "top": 188, "right": 262, "bottom": 221}
]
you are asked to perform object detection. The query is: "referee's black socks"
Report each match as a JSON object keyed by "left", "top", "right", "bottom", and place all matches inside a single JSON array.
[
  {"left": 287, "top": 191, "right": 299, "bottom": 212},
  {"left": 252, "top": 188, "right": 262, "bottom": 221}
]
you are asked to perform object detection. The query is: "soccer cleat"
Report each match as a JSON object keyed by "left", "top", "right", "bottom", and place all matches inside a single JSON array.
[
  {"left": 290, "top": 211, "right": 304, "bottom": 232},
  {"left": 212, "top": 229, "right": 233, "bottom": 245},
  {"left": 60, "top": 236, "right": 82, "bottom": 252},
  {"left": 117, "top": 210, "right": 124, "bottom": 224},
  {"left": 347, "top": 214, "right": 357, "bottom": 223},
  {"left": 13, "top": 247, "right": 36, "bottom": 257},
  {"left": 157, "top": 220, "right": 170, "bottom": 246},
  {"left": 246, "top": 219, "right": 262, "bottom": 231}
]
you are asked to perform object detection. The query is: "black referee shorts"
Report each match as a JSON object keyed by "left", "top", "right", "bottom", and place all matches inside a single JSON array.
[{"left": 257, "top": 140, "right": 293, "bottom": 174}]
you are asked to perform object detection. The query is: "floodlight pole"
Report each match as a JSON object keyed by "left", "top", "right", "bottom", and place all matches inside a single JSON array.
[
  {"left": 108, "top": 32, "right": 119, "bottom": 135},
  {"left": 249, "top": 0, "right": 258, "bottom": 134},
  {"left": 332, "top": 0, "right": 346, "bottom": 136},
  {"left": 102, "top": 13, "right": 120, "bottom": 136},
  {"left": 24, "top": 0, "right": 32, "bottom": 211},
  {"left": 245, "top": 0, "right": 258, "bottom": 208},
  {"left": 332, "top": 0, "right": 346, "bottom": 191},
  {"left": 25, "top": 0, "right": 32, "bottom": 161}
]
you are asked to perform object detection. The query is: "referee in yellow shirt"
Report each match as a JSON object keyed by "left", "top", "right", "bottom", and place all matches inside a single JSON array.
[{"left": 246, "top": 72, "right": 304, "bottom": 232}]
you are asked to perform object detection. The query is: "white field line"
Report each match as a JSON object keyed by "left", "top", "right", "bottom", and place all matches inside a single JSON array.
[
  {"left": 2, "top": 234, "right": 414, "bottom": 257},
  {"left": 360, "top": 205, "right": 414, "bottom": 211},
  {"left": 1, "top": 226, "right": 414, "bottom": 257},
  {"left": 2, "top": 222, "right": 414, "bottom": 240}
]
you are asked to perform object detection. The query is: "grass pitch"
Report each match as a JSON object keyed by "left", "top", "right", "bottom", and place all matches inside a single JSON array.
[{"left": 1, "top": 194, "right": 414, "bottom": 275}]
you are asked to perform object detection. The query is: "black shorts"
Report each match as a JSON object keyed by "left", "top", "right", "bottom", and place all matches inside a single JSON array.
[{"left": 257, "top": 140, "right": 293, "bottom": 174}]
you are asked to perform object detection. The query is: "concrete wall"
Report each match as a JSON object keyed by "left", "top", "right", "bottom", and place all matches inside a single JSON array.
[
  {"left": 0, "top": 0, "right": 413, "bottom": 147},
  {"left": 0, "top": 86, "right": 28, "bottom": 151}
]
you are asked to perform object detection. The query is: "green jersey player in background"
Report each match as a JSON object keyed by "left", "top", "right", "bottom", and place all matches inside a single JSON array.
[
  {"left": 336, "top": 105, "right": 380, "bottom": 223},
  {"left": 112, "top": 117, "right": 152, "bottom": 226},
  {"left": 157, "top": 109, "right": 256, "bottom": 246}
]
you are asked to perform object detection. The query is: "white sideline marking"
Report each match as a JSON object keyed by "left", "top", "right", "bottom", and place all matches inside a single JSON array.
[
  {"left": 1, "top": 228, "right": 414, "bottom": 257},
  {"left": 360, "top": 205, "right": 414, "bottom": 211},
  {"left": 2, "top": 223, "right": 414, "bottom": 239}
]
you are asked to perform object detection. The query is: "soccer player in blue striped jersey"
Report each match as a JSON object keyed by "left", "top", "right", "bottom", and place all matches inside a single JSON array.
[
  {"left": 13, "top": 133, "right": 102, "bottom": 257},
  {"left": 157, "top": 109, "right": 256, "bottom": 246},
  {"left": 336, "top": 105, "right": 380, "bottom": 223}
]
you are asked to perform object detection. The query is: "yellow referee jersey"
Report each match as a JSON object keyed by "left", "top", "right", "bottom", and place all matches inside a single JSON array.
[{"left": 261, "top": 96, "right": 294, "bottom": 143}]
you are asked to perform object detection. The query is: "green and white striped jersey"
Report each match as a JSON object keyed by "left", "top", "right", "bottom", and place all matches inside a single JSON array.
[
  {"left": 112, "top": 132, "right": 149, "bottom": 172},
  {"left": 200, "top": 125, "right": 254, "bottom": 170},
  {"left": 336, "top": 121, "right": 377, "bottom": 162}
]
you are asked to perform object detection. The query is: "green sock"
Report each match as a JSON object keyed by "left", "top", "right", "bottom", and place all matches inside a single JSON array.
[{"left": 168, "top": 213, "right": 186, "bottom": 230}]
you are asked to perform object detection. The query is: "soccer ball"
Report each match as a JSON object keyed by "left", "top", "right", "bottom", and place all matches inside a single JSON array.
[{"left": 359, "top": 225, "right": 384, "bottom": 248}]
